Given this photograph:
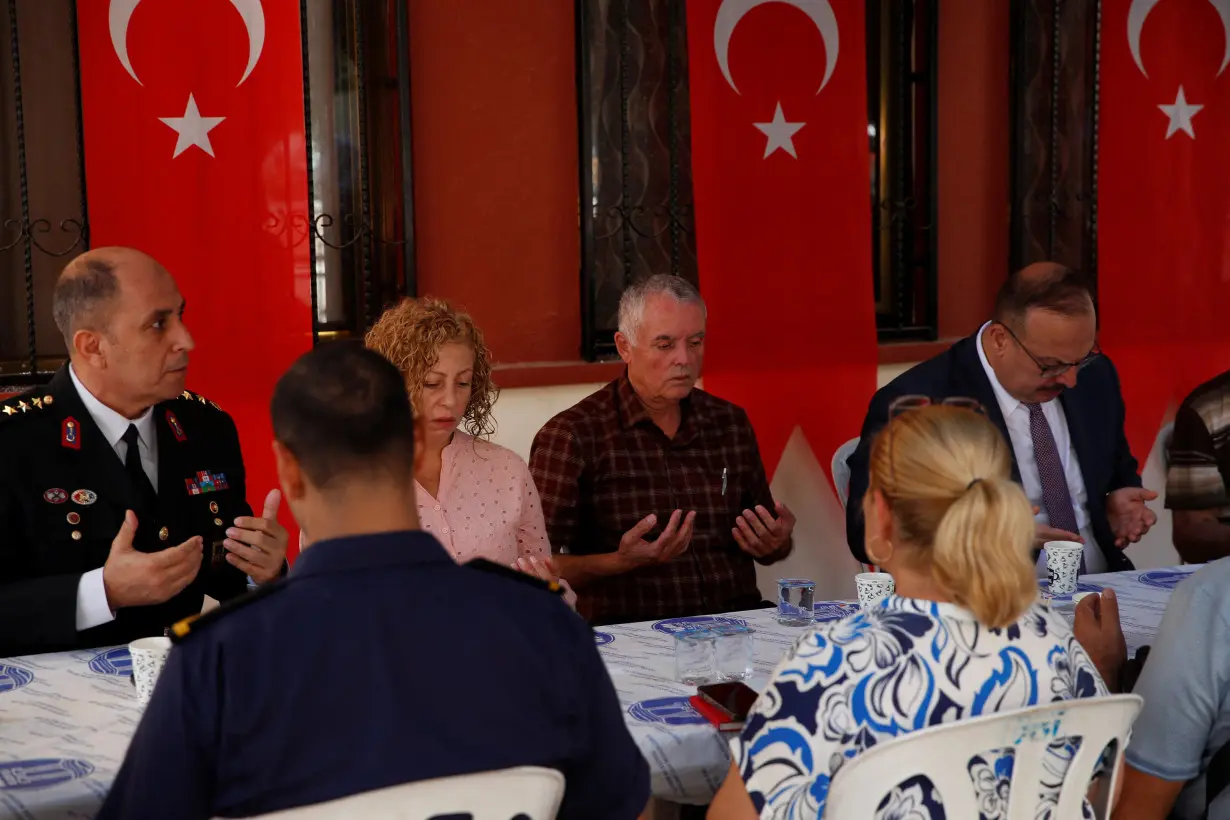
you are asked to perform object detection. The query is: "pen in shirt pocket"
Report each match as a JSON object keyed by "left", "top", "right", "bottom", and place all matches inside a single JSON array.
[{"left": 721, "top": 466, "right": 728, "bottom": 496}]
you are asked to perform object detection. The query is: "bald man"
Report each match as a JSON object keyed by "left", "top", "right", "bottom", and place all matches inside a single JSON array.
[
  {"left": 846, "top": 263, "right": 1156, "bottom": 574},
  {"left": 0, "top": 248, "right": 288, "bottom": 657}
]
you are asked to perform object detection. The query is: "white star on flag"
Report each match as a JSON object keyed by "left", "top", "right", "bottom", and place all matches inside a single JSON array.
[
  {"left": 754, "top": 102, "right": 805, "bottom": 159},
  {"left": 159, "top": 94, "right": 226, "bottom": 158},
  {"left": 1158, "top": 86, "right": 1202, "bottom": 139}
]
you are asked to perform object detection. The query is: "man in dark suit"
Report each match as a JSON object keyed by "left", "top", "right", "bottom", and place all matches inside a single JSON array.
[
  {"left": 846, "top": 262, "right": 1157, "bottom": 573},
  {"left": 0, "top": 247, "right": 288, "bottom": 657}
]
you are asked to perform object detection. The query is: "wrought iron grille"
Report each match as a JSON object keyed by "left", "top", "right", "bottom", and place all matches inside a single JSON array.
[
  {"left": 1009, "top": 0, "right": 1100, "bottom": 283},
  {"left": 298, "top": 0, "right": 416, "bottom": 344},
  {"left": 576, "top": 0, "right": 698, "bottom": 361},
  {"left": 868, "top": 0, "right": 938, "bottom": 341},
  {"left": 0, "top": 0, "right": 89, "bottom": 388}
]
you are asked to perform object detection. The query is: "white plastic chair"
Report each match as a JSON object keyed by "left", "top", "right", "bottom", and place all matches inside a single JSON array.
[
  {"left": 831, "top": 437, "right": 860, "bottom": 510},
  {"left": 825, "top": 695, "right": 1143, "bottom": 819},
  {"left": 235, "top": 766, "right": 565, "bottom": 820}
]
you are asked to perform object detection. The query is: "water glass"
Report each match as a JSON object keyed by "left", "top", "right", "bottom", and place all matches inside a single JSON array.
[
  {"left": 713, "top": 624, "right": 755, "bottom": 681},
  {"left": 673, "top": 627, "right": 716, "bottom": 685},
  {"left": 776, "top": 578, "right": 816, "bottom": 626}
]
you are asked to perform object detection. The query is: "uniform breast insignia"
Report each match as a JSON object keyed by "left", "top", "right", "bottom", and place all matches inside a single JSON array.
[
  {"left": 165, "top": 410, "right": 187, "bottom": 442},
  {"left": 71, "top": 489, "right": 97, "bottom": 506},
  {"left": 169, "top": 582, "right": 282, "bottom": 644},
  {"left": 43, "top": 488, "right": 67, "bottom": 504},
  {"left": 61, "top": 417, "right": 81, "bottom": 450},
  {"left": 464, "top": 558, "right": 564, "bottom": 595},
  {"left": 190, "top": 471, "right": 229, "bottom": 493}
]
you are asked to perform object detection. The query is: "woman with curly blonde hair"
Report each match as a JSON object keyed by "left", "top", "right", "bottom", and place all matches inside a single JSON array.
[{"left": 366, "top": 298, "right": 574, "bottom": 603}]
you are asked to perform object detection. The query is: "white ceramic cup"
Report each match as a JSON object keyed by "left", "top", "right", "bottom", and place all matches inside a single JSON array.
[
  {"left": 856, "top": 572, "right": 895, "bottom": 609},
  {"left": 1044, "top": 540, "right": 1083, "bottom": 595},
  {"left": 129, "top": 636, "right": 172, "bottom": 704}
]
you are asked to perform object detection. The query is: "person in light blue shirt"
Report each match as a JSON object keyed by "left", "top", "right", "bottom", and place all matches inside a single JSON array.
[
  {"left": 707, "top": 404, "right": 1108, "bottom": 820},
  {"left": 1114, "top": 558, "right": 1230, "bottom": 820}
]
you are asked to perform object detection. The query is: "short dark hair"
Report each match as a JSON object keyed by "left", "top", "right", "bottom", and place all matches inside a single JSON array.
[
  {"left": 992, "top": 264, "right": 1096, "bottom": 326},
  {"left": 52, "top": 258, "right": 120, "bottom": 344},
  {"left": 271, "top": 341, "right": 416, "bottom": 489}
]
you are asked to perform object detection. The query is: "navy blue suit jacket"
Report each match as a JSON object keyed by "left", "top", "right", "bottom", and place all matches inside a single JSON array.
[{"left": 845, "top": 334, "right": 1141, "bottom": 572}]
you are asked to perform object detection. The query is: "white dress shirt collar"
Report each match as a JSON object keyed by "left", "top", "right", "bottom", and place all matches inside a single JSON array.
[{"left": 68, "top": 364, "right": 155, "bottom": 450}]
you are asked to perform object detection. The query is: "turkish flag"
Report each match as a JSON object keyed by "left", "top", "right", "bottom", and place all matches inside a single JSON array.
[
  {"left": 1099, "top": 0, "right": 1230, "bottom": 462},
  {"left": 76, "top": 1, "right": 312, "bottom": 554},
  {"left": 685, "top": 0, "right": 877, "bottom": 479}
]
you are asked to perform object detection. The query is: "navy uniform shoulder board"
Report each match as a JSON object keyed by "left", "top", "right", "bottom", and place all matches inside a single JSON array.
[
  {"left": 175, "top": 390, "right": 224, "bottom": 412},
  {"left": 169, "top": 581, "right": 283, "bottom": 643},
  {"left": 0, "top": 392, "right": 53, "bottom": 424},
  {"left": 464, "top": 558, "right": 564, "bottom": 596}
]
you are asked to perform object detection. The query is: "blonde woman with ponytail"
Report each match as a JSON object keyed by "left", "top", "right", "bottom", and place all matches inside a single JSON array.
[{"left": 709, "top": 405, "right": 1109, "bottom": 820}]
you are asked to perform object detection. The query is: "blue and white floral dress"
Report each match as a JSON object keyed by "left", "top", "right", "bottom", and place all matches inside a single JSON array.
[{"left": 731, "top": 595, "right": 1107, "bottom": 819}]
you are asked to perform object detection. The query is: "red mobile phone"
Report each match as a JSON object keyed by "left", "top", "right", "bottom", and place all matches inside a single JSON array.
[{"left": 696, "top": 681, "right": 759, "bottom": 721}]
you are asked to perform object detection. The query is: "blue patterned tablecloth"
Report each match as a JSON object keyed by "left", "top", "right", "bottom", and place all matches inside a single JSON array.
[{"left": 0, "top": 566, "right": 1194, "bottom": 815}]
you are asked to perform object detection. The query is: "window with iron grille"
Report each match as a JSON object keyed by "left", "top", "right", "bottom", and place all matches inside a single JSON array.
[{"left": 576, "top": 0, "right": 939, "bottom": 354}]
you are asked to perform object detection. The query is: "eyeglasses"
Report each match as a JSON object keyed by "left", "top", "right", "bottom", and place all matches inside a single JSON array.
[
  {"left": 995, "top": 321, "right": 1100, "bottom": 379},
  {"left": 888, "top": 395, "right": 986, "bottom": 419}
]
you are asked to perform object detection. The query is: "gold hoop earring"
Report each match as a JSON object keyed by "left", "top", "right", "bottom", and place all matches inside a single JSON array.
[{"left": 865, "top": 536, "right": 894, "bottom": 567}]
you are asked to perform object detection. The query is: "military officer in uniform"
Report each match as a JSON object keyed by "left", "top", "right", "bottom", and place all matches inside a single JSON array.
[
  {"left": 98, "top": 342, "right": 650, "bottom": 820},
  {"left": 0, "top": 247, "right": 288, "bottom": 657}
]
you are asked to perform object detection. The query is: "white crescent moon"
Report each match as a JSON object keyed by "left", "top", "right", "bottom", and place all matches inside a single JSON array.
[
  {"left": 1129, "top": 0, "right": 1230, "bottom": 77},
  {"left": 714, "top": 0, "right": 840, "bottom": 95},
  {"left": 109, "top": 0, "right": 144, "bottom": 86},
  {"left": 229, "top": 0, "right": 266, "bottom": 86},
  {"left": 107, "top": 0, "right": 266, "bottom": 87}
]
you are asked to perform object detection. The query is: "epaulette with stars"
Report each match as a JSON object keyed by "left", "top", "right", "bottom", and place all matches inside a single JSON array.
[
  {"left": 0, "top": 392, "right": 55, "bottom": 421},
  {"left": 176, "top": 390, "right": 224, "bottom": 412},
  {"left": 463, "top": 558, "right": 565, "bottom": 596},
  {"left": 168, "top": 581, "right": 283, "bottom": 644}
]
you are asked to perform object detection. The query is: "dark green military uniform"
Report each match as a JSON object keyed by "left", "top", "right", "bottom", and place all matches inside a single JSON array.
[{"left": 0, "top": 365, "right": 252, "bottom": 656}]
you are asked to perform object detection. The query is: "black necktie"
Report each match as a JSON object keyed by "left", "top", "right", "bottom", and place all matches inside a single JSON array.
[{"left": 122, "top": 424, "right": 158, "bottom": 511}]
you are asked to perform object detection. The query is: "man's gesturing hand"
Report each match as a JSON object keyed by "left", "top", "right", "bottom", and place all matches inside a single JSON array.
[{"left": 103, "top": 510, "right": 203, "bottom": 610}]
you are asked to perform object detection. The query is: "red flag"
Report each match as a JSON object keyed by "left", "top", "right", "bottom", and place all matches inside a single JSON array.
[
  {"left": 1099, "top": 0, "right": 1230, "bottom": 462},
  {"left": 76, "top": 1, "right": 312, "bottom": 553},
  {"left": 686, "top": 0, "right": 877, "bottom": 481}
]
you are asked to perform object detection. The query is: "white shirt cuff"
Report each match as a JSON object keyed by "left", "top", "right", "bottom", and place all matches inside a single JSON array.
[{"left": 76, "top": 568, "right": 116, "bottom": 631}]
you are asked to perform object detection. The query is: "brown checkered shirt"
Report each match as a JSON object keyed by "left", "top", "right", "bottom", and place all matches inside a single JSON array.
[
  {"left": 529, "top": 374, "right": 776, "bottom": 624},
  {"left": 1167, "top": 370, "right": 1230, "bottom": 521}
]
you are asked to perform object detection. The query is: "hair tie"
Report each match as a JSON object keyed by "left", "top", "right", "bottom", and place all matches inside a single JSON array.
[{"left": 966, "top": 477, "right": 983, "bottom": 490}]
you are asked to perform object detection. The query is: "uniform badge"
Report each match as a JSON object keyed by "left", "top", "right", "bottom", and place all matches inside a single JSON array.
[
  {"left": 43, "top": 488, "right": 67, "bottom": 504},
  {"left": 66, "top": 512, "right": 81, "bottom": 525},
  {"left": 197, "top": 471, "right": 216, "bottom": 493},
  {"left": 61, "top": 417, "right": 81, "bottom": 451},
  {"left": 185, "top": 479, "right": 201, "bottom": 495},
  {"left": 165, "top": 410, "right": 186, "bottom": 442},
  {"left": 214, "top": 472, "right": 228, "bottom": 490},
  {"left": 71, "top": 489, "right": 97, "bottom": 506}
]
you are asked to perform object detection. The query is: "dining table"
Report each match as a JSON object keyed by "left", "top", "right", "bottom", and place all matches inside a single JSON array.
[{"left": 0, "top": 565, "right": 1195, "bottom": 817}]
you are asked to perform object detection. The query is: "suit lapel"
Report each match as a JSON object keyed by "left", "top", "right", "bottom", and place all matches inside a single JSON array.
[
  {"left": 47, "top": 366, "right": 141, "bottom": 515},
  {"left": 952, "top": 337, "right": 1023, "bottom": 482},
  {"left": 1059, "top": 390, "right": 1095, "bottom": 487}
]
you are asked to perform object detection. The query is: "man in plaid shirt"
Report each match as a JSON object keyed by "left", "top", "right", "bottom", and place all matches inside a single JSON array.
[{"left": 529, "top": 275, "right": 795, "bottom": 625}]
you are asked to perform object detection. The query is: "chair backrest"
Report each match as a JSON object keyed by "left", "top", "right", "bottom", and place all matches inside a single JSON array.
[
  {"left": 825, "top": 695, "right": 1143, "bottom": 820},
  {"left": 235, "top": 766, "right": 566, "bottom": 820},
  {"left": 831, "top": 436, "right": 860, "bottom": 510}
]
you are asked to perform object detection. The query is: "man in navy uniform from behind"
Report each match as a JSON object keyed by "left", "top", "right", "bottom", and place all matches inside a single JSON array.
[{"left": 98, "top": 342, "right": 651, "bottom": 820}]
